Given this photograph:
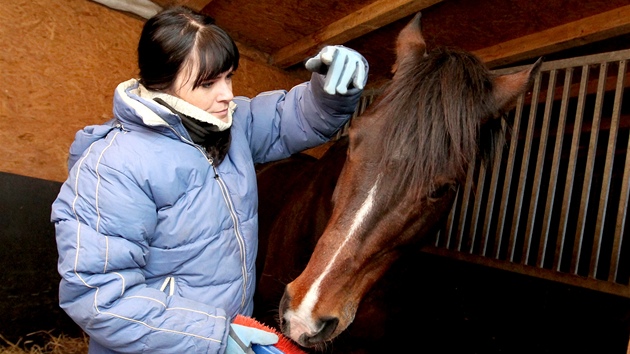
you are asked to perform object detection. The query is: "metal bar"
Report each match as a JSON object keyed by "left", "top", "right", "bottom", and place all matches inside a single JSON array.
[
  {"left": 538, "top": 68, "right": 573, "bottom": 268},
  {"left": 444, "top": 187, "right": 461, "bottom": 248},
  {"left": 492, "top": 49, "right": 630, "bottom": 75},
  {"left": 522, "top": 69, "right": 557, "bottom": 265},
  {"left": 468, "top": 162, "right": 487, "bottom": 254},
  {"left": 434, "top": 230, "right": 441, "bottom": 247},
  {"left": 454, "top": 162, "right": 476, "bottom": 251},
  {"left": 508, "top": 73, "right": 542, "bottom": 262},
  {"left": 610, "top": 104, "right": 630, "bottom": 283},
  {"left": 480, "top": 124, "right": 507, "bottom": 256},
  {"left": 590, "top": 60, "right": 626, "bottom": 278},
  {"left": 554, "top": 65, "right": 590, "bottom": 271},
  {"left": 571, "top": 62, "right": 607, "bottom": 275},
  {"left": 493, "top": 94, "right": 526, "bottom": 258}
]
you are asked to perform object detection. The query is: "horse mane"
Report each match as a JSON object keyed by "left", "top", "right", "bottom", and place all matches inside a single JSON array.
[{"left": 369, "top": 46, "right": 508, "bottom": 199}]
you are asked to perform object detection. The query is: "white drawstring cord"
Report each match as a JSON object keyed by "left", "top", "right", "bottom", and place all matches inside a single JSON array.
[{"left": 159, "top": 277, "right": 175, "bottom": 296}]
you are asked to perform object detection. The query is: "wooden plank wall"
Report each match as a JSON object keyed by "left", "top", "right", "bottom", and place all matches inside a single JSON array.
[{"left": 0, "top": 0, "right": 302, "bottom": 183}]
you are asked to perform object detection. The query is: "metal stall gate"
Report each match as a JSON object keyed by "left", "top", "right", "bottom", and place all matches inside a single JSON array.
[{"left": 350, "top": 49, "right": 630, "bottom": 298}]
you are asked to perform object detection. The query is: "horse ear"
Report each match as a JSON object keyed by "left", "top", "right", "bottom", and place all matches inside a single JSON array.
[
  {"left": 392, "top": 12, "right": 426, "bottom": 74},
  {"left": 492, "top": 57, "right": 543, "bottom": 111}
]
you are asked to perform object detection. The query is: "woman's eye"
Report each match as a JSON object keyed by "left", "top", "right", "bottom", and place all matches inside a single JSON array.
[{"left": 201, "top": 81, "right": 216, "bottom": 88}]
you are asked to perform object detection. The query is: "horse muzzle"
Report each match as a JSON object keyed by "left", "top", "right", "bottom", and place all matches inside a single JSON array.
[{"left": 279, "top": 290, "right": 341, "bottom": 348}]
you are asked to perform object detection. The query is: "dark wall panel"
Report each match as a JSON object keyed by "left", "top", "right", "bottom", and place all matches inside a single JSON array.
[{"left": 0, "top": 172, "right": 81, "bottom": 344}]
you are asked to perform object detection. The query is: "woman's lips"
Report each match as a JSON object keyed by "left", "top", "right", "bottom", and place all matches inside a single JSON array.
[{"left": 213, "top": 109, "right": 228, "bottom": 118}]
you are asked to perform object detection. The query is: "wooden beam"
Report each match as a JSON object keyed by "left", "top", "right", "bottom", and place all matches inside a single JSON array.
[
  {"left": 423, "top": 246, "right": 630, "bottom": 298},
  {"left": 89, "top": 0, "right": 162, "bottom": 19},
  {"left": 151, "top": 0, "right": 207, "bottom": 12},
  {"left": 270, "top": 0, "right": 443, "bottom": 68},
  {"left": 104, "top": 0, "right": 270, "bottom": 64},
  {"left": 174, "top": 0, "right": 207, "bottom": 11},
  {"left": 475, "top": 4, "right": 630, "bottom": 68},
  {"left": 235, "top": 41, "right": 270, "bottom": 63}
]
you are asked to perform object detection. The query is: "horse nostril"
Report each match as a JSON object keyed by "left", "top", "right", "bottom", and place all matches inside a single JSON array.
[
  {"left": 302, "top": 316, "right": 339, "bottom": 346},
  {"left": 319, "top": 316, "right": 339, "bottom": 339},
  {"left": 278, "top": 290, "right": 291, "bottom": 331}
]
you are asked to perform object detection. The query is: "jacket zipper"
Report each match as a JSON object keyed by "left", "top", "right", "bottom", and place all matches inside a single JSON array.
[
  {"left": 209, "top": 158, "right": 249, "bottom": 311},
  {"left": 166, "top": 125, "right": 249, "bottom": 311},
  {"left": 114, "top": 122, "right": 128, "bottom": 132}
]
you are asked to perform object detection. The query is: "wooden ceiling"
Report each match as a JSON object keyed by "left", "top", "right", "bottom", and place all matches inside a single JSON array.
[{"left": 150, "top": 0, "right": 630, "bottom": 89}]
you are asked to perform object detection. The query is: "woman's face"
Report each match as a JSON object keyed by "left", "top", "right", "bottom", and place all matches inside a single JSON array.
[{"left": 169, "top": 61, "right": 234, "bottom": 122}]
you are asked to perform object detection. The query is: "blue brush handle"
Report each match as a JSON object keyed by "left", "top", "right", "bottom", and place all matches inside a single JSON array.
[{"left": 252, "top": 344, "right": 285, "bottom": 354}]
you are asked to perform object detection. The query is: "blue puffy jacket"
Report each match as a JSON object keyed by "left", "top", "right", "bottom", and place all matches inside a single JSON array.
[{"left": 51, "top": 73, "right": 362, "bottom": 353}]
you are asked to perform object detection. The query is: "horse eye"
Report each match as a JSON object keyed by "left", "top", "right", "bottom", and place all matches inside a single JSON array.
[{"left": 429, "top": 184, "right": 453, "bottom": 199}]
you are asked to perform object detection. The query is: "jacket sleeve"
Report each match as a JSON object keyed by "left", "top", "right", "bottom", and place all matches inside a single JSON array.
[
  {"left": 237, "top": 72, "right": 364, "bottom": 164},
  {"left": 51, "top": 157, "right": 230, "bottom": 353}
]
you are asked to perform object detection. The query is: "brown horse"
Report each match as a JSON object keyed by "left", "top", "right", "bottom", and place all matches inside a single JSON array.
[{"left": 254, "top": 12, "right": 542, "bottom": 352}]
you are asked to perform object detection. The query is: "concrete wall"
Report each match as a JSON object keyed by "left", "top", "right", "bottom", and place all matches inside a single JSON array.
[{"left": 0, "top": 0, "right": 302, "bottom": 183}]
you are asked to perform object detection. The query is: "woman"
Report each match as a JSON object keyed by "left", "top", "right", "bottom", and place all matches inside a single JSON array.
[{"left": 51, "top": 6, "right": 368, "bottom": 354}]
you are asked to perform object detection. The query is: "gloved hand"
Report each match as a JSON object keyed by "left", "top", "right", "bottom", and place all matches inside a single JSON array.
[
  {"left": 305, "top": 45, "right": 368, "bottom": 95},
  {"left": 226, "top": 323, "right": 279, "bottom": 354}
]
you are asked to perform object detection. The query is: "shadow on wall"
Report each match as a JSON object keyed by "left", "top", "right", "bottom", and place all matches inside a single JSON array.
[{"left": 0, "top": 172, "right": 82, "bottom": 345}]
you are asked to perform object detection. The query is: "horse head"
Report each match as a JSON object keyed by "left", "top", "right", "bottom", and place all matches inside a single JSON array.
[{"left": 278, "top": 12, "right": 542, "bottom": 349}]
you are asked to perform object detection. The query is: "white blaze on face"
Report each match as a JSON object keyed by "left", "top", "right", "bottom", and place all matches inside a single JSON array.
[{"left": 285, "top": 176, "right": 381, "bottom": 339}]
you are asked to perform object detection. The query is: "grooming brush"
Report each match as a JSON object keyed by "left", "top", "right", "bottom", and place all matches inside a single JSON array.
[{"left": 233, "top": 314, "right": 307, "bottom": 354}]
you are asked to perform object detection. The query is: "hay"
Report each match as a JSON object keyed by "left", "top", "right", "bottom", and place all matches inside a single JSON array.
[{"left": 0, "top": 331, "right": 88, "bottom": 354}]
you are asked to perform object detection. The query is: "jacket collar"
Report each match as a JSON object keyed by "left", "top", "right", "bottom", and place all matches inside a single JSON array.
[{"left": 114, "top": 79, "right": 236, "bottom": 131}]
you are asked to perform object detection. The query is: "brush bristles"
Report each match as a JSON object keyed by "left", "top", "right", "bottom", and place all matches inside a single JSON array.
[{"left": 233, "top": 315, "right": 306, "bottom": 354}]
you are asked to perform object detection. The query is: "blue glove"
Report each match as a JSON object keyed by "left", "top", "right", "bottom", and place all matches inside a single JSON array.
[
  {"left": 226, "top": 323, "right": 279, "bottom": 354},
  {"left": 305, "top": 45, "right": 368, "bottom": 95}
]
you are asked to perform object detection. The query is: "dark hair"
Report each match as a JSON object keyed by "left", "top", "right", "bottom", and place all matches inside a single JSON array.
[{"left": 137, "top": 6, "right": 239, "bottom": 91}]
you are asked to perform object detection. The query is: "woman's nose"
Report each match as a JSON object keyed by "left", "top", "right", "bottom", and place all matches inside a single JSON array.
[{"left": 218, "top": 79, "right": 234, "bottom": 101}]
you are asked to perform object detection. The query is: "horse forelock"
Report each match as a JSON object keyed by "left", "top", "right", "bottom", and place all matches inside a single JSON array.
[{"left": 373, "top": 47, "right": 506, "bottom": 198}]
